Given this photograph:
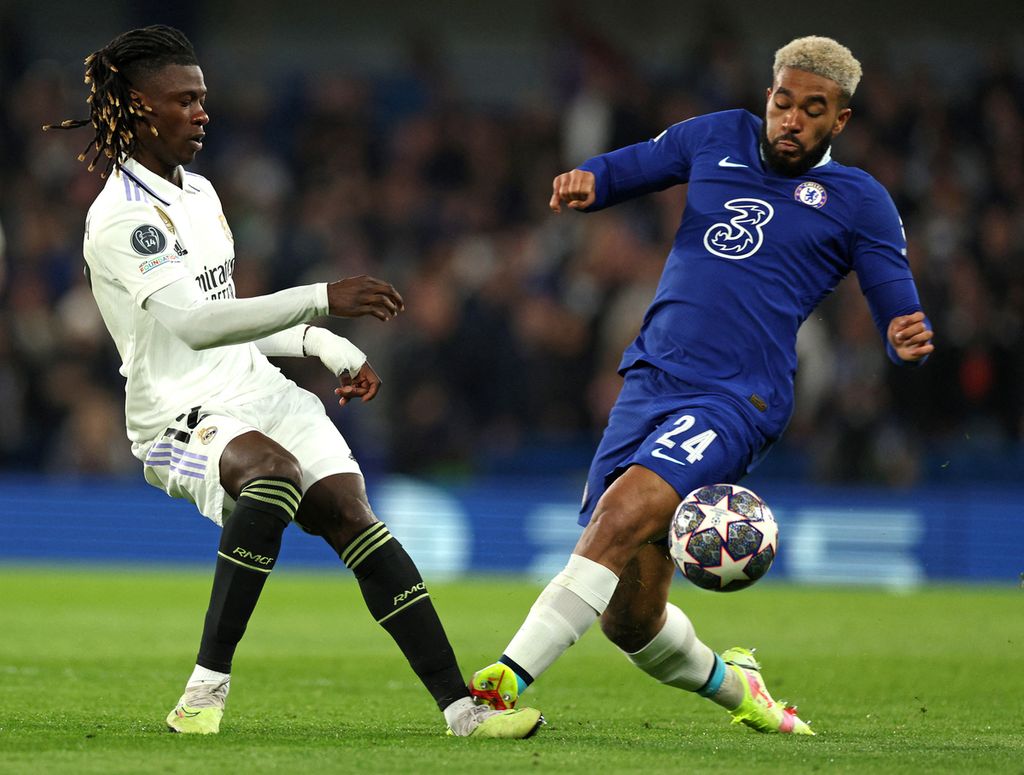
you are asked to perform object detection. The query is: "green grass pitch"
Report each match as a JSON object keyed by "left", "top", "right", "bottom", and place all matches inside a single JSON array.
[{"left": 1, "top": 566, "right": 1021, "bottom": 774}]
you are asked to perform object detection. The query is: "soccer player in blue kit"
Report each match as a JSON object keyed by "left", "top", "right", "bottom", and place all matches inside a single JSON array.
[{"left": 470, "top": 36, "right": 934, "bottom": 734}]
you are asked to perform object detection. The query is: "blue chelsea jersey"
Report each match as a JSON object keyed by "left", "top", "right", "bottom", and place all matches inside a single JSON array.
[{"left": 578, "top": 109, "right": 924, "bottom": 437}]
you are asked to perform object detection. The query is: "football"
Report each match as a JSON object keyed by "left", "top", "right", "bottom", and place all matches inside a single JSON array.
[{"left": 668, "top": 484, "right": 778, "bottom": 592}]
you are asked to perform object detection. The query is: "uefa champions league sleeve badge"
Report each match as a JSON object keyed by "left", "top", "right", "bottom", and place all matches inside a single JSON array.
[{"left": 130, "top": 224, "right": 168, "bottom": 255}]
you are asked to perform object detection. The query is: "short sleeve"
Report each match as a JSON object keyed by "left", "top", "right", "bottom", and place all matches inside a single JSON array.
[{"left": 87, "top": 203, "right": 192, "bottom": 307}]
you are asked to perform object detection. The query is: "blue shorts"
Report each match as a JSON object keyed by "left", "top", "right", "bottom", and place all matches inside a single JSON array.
[{"left": 579, "top": 364, "right": 771, "bottom": 527}]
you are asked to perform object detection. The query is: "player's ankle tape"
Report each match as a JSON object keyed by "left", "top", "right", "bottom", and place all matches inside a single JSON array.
[{"left": 551, "top": 554, "right": 619, "bottom": 613}]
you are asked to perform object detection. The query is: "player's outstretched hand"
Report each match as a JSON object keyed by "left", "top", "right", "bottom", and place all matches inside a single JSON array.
[
  {"left": 550, "top": 169, "right": 596, "bottom": 213},
  {"left": 327, "top": 276, "right": 404, "bottom": 321},
  {"left": 888, "top": 311, "right": 934, "bottom": 362},
  {"left": 334, "top": 361, "right": 382, "bottom": 406}
]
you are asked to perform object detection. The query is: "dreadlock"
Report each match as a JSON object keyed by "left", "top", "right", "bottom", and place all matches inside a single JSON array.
[{"left": 42, "top": 25, "right": 197, "bottom": 178}]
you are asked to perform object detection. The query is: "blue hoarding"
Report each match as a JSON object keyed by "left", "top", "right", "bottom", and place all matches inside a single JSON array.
[{"left": 0, "top": 475, "right": 1019, "bottom": 586}]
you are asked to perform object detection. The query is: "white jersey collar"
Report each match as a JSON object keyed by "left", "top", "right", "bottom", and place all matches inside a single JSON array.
[{"left": 120, "top": 158, "right": 187, "bottom": 206}]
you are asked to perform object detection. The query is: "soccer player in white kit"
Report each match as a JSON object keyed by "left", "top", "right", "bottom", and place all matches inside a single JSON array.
[{"left": 45, "top": 24, "right": 542, "bottom": 739}]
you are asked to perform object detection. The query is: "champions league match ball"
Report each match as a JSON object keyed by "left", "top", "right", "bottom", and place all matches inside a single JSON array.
[{"left": 668, "top": 484, "right": 778, "bottom": 592}]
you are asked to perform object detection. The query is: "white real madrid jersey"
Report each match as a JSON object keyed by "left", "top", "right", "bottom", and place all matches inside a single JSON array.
[{"left": 84, "top": 158, "right": 291, "bottom": 443}]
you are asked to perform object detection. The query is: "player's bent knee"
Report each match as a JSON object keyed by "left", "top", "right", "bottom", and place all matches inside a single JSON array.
[
  {"left": 323, "top": 489, "right": 374, "bottom": 530},
  {"left": 253, "top": 450, "right": 302, "bottom": 488},
  {"left": 585, "top": 501, "right": 657, "bottom": 559},
  {"left": 221, "top": 433, "right": 303, "bottom": 497},
  {"left": 295, "top": 477, "right": 376, "bottom": 551},
  {"left": 585, "top": 484, "right": 678, "bottom": 570}
]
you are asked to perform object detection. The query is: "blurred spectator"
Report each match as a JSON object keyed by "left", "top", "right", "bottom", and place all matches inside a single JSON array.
[{"left": 0, "top": 217, "right": 6, "bottom": 295}]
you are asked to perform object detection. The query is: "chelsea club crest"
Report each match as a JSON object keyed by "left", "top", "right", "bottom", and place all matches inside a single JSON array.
[{"left": 794, "top": 181, "right": 827, "bottom": 208}]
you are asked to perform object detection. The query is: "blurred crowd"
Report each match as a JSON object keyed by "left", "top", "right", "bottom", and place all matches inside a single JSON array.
[{"left": 1, "top": 13, "right": 1022, "bottom": 486}]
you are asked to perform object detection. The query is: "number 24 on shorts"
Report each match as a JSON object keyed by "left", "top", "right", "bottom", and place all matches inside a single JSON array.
[{"left": 651, "top": 415, "right": 718, "bottom": 466}]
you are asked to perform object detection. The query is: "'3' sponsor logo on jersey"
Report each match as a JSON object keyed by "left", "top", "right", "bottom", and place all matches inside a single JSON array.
[{"left": 703, "top": 198, "right": 774, "bottom": 260}]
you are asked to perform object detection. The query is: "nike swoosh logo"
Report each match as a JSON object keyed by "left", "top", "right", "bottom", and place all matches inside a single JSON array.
[
  {"left": 718, "top": 156, "right": 748, "bottom": 168},
  {"left": 651, "top": 448, "right": 687, "bottom": 466}
]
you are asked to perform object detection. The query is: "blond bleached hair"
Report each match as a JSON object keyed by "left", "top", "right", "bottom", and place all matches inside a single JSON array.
[{"left": 773, "top": 36, "right": 862, "bottom": 100}]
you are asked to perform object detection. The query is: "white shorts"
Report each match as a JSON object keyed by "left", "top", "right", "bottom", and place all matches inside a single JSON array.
[{"left": 132, "top": 384, "right": 361, "bottom": 525}]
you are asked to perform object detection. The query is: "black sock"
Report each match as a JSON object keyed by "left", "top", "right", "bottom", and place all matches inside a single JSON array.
[
  {"left": 196, "top": 477, "right": 300, "bottom": 673},
  {"left": 341, "top": 522, "right": 469, "bottom": 710}
]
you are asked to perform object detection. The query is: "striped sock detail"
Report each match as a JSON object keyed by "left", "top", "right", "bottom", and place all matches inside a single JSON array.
[
  {"left": 238, "top": 478, "right": 302, "bottom": 520},
  {"left": 341, "top": 522, "right": 394, "bottom": 570}
]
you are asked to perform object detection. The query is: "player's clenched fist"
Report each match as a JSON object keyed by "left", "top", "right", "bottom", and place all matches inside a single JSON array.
[
  {"left": 327, "top": 275, "right": 405, "bottom": 320},
  {"left": 550, "top": 169, "right": 597, "bottom": 213},
  {"left": 887, "top": 311, "right": 934, "bottom": 362}
]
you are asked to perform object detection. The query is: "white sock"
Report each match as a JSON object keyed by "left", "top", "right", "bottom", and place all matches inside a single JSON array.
[
  {"left": 624, "top": 603, "right": 715, "bottom": 691},
  {"left": 188, "top": 664, "right": 230, "bottom": 686},
  {"left": 503, "top": 554, "right": 619, "bottom": 682}
]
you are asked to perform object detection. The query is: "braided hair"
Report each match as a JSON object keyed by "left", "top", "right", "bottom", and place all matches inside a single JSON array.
[{"left": 43, "top": 25, "right": 197, "bottom": 178}]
